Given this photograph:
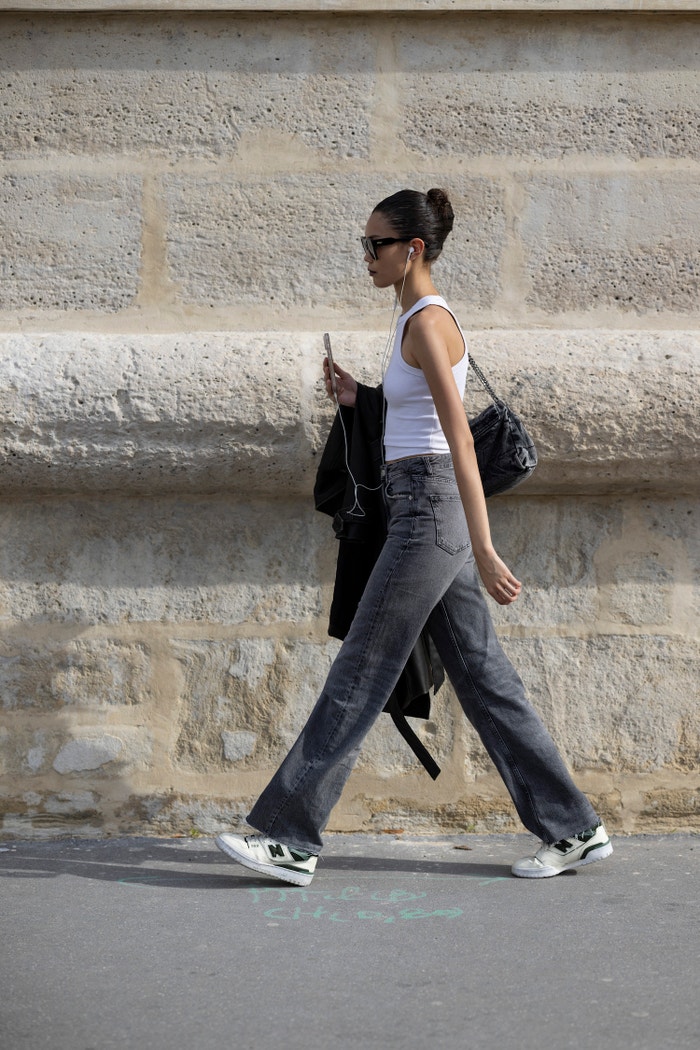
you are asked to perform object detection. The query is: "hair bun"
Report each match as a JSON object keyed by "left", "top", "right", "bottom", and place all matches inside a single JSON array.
[
  {"left": 372, "top": 187, "right": 455, "bottom": 262},
  {"left": 427, "top": 188, "right": 454, "bottom": 236}
]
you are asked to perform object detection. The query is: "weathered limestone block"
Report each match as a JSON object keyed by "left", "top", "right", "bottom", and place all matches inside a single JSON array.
[
  {"left": 521, "top": 175, "right": 700, "bottom": 314},
  {"left": 0, "top": 790, "right": 104, "bottom": 838},
  {"left": 487, "top": 496, "right": 698, "bottom": 629},
  {"left": 0, "top": 14, "right": 375, "bottom": 160},
  {"left": 0, "top": 174, "right": 142, "bottom": 313},
  {"left": 0, "top": 497, "right": 326, "bottom": 625},
  {"left": 0, "top": 727, "right": 55, "bottom": 776},
  {"left": 0, "top": 333, "right": 325, "bottom": 496},
  {"left": 171, "top": 637, "right": 286, "bottom": 773},
  {"left": 641, "top": 787, "right": 699, "bottom": 828},
  {"left": 0, "top": 724, "right": 152, "bottom": 777},
  {"left": 52, "top": 726, "right": 152, "bottom": 776},
  {"left": 54, "top": 735, "right": 127, "bottom": 774},
  {"left": 0, "top": 331, "right": 696, "bottom": 497},
  {"left": 3, "top": 13, "right": 699, "bottom": 166},
  {"left": 221, "top": 731, "right": 258, "bottom": 763},
  {"left": 400, "top": 14, "right": 700, "bottom": 159},
  {"left": 487, "top": 499, "right": 618, "bottom": 629},
  {"left": 119, "top": 792, "right": 253, "bottom": 837},
  {"left": 163, "top": 173, "right": 504, "bottom": 310},
  {"left": 0, "top": 726, "right": 10, "bottom": 776},
  {"left": 0, "top": 638, "right": 153, "bottom": 710},
  {"left": 354, "top": 795, "right": 521, "bottom": 837},
  {"left": 502, "top": 635, "right": 700, "bottom": 773},
  {"left": 0, "top": 727, "right": 51, "bottom": 777}
]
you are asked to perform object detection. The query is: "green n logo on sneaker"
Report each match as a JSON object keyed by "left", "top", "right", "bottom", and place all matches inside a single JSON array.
[{"left": 267, "top": 843, "right": 285, "bottom": 858}]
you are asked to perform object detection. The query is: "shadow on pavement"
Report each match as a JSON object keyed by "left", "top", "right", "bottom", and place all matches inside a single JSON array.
[{"left": 0, "top": 837, "right": 513, "bottom": 887}]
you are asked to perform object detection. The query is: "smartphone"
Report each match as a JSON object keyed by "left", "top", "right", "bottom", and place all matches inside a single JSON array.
[{"left": 323, "top": 332, "right": 338, "bottom": 398}]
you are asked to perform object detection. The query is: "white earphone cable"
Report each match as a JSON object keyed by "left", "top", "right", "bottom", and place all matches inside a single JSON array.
[{"left": 329, "top": 249, "right": 413, "bottom": 517}]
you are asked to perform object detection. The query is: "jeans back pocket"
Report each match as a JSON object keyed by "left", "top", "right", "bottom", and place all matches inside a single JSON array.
[{"left": 428, "top": 494, "right": 470, "bottom": 554}]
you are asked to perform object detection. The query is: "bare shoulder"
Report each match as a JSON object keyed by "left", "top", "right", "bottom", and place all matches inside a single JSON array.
[
  {"left": 409, "top": 304, "right": 449, "bottom": 336},
  {"left": 404, "top": 304, "right": 462, "bottom": 366}
]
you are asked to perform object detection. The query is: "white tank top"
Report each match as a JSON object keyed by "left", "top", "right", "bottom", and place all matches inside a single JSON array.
[{"left": 383, "top": 295, "right": 468, "bottom": 461}]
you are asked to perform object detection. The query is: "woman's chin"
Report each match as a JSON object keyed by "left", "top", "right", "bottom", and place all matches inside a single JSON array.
[{"left": 370, "top": 274, "right": 392, "bottom": 289}]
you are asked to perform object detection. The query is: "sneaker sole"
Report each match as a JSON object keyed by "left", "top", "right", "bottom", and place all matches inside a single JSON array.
[
  {"left": 513, "top": 839, "right": 613, "bottom": 879},
  {"left": 215, "top": 835, "right": 315, "bottom": 887}
]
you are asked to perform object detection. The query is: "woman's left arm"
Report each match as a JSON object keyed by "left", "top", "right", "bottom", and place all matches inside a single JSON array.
[{"left": 408, "top": 314, "right": 521, "bottom": 606}]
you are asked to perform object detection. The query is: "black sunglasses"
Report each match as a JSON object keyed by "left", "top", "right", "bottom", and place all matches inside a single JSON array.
[{"left": 360, "top": 236, "right": 410, "bottom": 260}]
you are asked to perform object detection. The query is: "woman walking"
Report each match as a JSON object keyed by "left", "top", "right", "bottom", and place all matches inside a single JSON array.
[{"left": 216, "top": 188, "right": 612, "bottom": 884}]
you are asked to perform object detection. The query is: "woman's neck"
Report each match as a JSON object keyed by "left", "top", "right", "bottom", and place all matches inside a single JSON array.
[{"left": 394, "top": 273, "right": 440, "bottom": 313}]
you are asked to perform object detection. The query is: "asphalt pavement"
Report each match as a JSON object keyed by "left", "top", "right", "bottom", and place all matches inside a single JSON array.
[{"left": 1, "top": 832, "right": 697, "bottom": 1050}]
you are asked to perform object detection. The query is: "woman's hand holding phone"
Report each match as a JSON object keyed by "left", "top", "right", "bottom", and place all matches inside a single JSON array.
[{"left": 323, "top": 334, "right": 357, "bottom": 407}]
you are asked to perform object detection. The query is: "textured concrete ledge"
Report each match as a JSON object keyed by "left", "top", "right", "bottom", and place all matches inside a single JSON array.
[{"left": 0, "top": 330, "right": 696, "bottom": 497}]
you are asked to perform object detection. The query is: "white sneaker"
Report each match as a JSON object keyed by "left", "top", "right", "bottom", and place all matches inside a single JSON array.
[
  {"left": 512, "top": 823, "right": 613, "bottom": 879},
  {"left": 215, "top": 833, "right": 317, "bottom": 886}
]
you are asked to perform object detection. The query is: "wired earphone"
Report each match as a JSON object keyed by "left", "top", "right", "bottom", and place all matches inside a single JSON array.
[{"left": 326, "top": 245, "right": 415, "bottom": 519}]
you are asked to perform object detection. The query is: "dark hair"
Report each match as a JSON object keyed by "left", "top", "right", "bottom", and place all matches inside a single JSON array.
[{"left": 372, "top": 188, "right": 455, "bottom": 262}]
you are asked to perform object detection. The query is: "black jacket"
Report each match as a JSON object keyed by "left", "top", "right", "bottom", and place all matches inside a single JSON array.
[{"left": 314, "top": 383, "right": 444, "bottom": 778}]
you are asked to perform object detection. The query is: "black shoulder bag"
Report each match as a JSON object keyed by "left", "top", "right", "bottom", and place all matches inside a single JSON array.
[{"left": 467, "top": 354, "right": 538, "bottom": 497}]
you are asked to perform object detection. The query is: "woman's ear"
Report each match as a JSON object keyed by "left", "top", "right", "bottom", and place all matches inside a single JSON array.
[{"left": 408, "top": 238, "right": 426, "bottom": 260}]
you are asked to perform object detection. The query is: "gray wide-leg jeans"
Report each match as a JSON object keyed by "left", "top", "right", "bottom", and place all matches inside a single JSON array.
[{"left": 248, "top": 453, "right": 598, "bottom": 855}]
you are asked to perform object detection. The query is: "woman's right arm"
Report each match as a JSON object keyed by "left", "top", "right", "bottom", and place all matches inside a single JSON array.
[{"left": 405, "top": 314, "right": 522, "bottom": 606}]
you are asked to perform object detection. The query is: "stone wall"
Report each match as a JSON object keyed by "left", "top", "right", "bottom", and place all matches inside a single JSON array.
[{"left": 0, "top": 5, "right": 698, "bottom": 840}]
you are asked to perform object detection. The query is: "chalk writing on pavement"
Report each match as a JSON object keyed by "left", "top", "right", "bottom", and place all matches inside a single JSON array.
[{"left": 247, "top": 883, "right": 500, "bottom": 923}]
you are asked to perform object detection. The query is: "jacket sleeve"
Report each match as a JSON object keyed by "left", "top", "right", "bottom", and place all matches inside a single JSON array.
[
  {"left": 313, "top": 405, "right": 354, "bottom": 518},
  {"left": 313, "top": 383, "right": 384, "bottom": 519}
]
